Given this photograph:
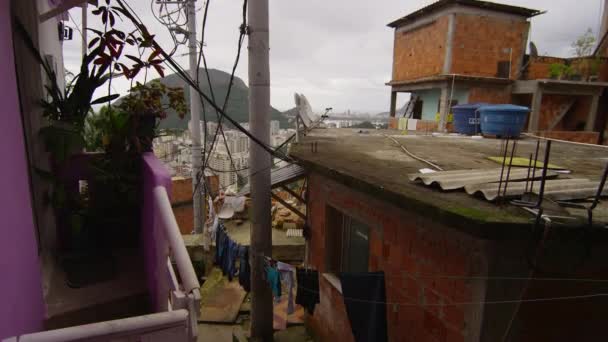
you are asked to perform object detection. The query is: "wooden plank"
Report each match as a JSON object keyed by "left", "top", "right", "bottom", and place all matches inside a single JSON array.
[
  {"left": 280, "top": 185, "right": 305, "bottom": 204},
  {"left": 528, "top": 88, "right": 543, "bottom": 132},
  {"left": 548, "top": 99, "right": 575, "bottom": 131},
  {"left": 199, "top": 281, "right": 246, "bottom": 323},
  {"left": 271, "top": 192, "right": 306, "bottom": 220}
]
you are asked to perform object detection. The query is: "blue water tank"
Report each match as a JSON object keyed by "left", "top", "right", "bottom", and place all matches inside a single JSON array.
[
  {"left": 452, "top": 103, "right": 487, "bottom": 135},
  {"left": 478, "top": 104, "right": 530, "bottom": 138}
]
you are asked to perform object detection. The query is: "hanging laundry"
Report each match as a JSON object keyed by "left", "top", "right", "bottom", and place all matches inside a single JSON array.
[
  {"left": 227, "top": 240, "right": 240, "bottom": 281},
  {"left": 265, "top": 265, "right": 282, "bottom": 300},
  {"left": 277, "top": 261, "right": 296, "bottom": 314},
  {"left": 238, "top": 246, "right": 250, "bottom": 292},
  {"left": 207, "top": 197, "right": 219, "bottom": 241},
  {"left": 296, "top": 268, "right": 319, "bottom": 314},
  {"left": 214, "top": 226, "right": 227, "bottom": 267},
  {"left": 339, "top": 272, "right": 388, "bottom": 342}
]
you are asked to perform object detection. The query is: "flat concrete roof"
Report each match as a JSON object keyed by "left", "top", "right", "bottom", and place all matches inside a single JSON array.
[{"left": 290, "top": 128, "right": 608, "bottom": 238}]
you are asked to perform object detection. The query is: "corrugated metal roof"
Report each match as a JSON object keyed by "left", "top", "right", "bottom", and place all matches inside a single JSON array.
[
  {"left": 408, "top": 168, "right": 558, "bottom": 191},
  {"left": 238, "top": 164, "right": 306, "bottom": 196},
  {"left": 465, "top": 178, "right": 596, "bottom": 201}
]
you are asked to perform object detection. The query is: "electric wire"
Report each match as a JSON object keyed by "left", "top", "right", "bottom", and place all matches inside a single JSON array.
[
  {"left": 295, "top": 285, "right": 608, "bottom": 307},
  {"left": 118, "top": 0, "right": 289, "bottom": 163}
]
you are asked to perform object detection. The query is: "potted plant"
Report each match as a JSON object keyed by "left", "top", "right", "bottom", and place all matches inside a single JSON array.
[{"left": 17, "top": 0, "right": 186, "bottom": 287}]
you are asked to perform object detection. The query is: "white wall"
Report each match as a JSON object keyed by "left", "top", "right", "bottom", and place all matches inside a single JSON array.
[{"left": 37, "top": 0, "right": 66, "bottom": 91}]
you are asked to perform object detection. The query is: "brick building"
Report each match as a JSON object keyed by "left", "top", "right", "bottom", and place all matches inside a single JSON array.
[
  {"left": 291, "top": 128, "right": 608, "bottom": 342},
  {"left": 388, "top": 0, "right": 608, "bottom": 144}
]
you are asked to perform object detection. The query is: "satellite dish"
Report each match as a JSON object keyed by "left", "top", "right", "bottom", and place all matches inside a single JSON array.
[
  {"left": 529, "top": 42, "right": 539, "bottom": 57},
  {"left": 295, "top": 93, "right": 316, "bottom": 127}
]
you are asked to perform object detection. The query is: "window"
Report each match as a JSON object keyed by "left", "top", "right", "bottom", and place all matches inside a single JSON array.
[{"left": 325, "top": 206, "right": 370, "bottom": 273}]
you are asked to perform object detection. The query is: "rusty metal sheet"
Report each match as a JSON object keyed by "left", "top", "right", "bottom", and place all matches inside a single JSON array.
[
  {"left": 238, "top": 164, "right": 306, "bottom": 196},
  {"left": 408, "top": 168, "right": 558, "bottom": 191},
  {"left": 465, "top": 178, "right": 593, "bottom": 201}
]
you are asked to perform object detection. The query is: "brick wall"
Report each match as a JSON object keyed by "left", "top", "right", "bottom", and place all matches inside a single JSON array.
[
  {"left": 451, "top": 14, "right": 528, "bottom": 79},
  {"left": 307, "top": 172, "right": 487, "bottom": 342},
  {"left": 525, "top": 56, "right": 567, "bottom": 80},
  {"left": 306, "top": 171, "right": 608, "bottom": 341},
  {"left": 534, "top": 131, "right": 600, "bottom": 144},
  {"left": 392, "top": 17, "right": 449, "bottom": 81},
  {"left": 171, "top": 177, "right": 194, "bottom": 235},
  {"left": 538, "top": 95, "right": 591, "bottom": 131},
  {"left": 468, "top": 86, "right": 512, "bottom": 104}
]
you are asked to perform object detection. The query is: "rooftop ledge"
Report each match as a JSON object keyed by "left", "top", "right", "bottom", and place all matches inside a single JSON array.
[{"left": 289, "top": 129, "right": 608, "bottom": 239}]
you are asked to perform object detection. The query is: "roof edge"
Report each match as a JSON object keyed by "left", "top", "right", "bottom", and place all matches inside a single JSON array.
[{"left": 387, "top": 0, "right": 542, "bottom": 28}]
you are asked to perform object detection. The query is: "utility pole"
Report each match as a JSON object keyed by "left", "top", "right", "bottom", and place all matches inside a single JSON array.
[
  {"left": 186, "top": 0, "right": 206, "bottom": 238},
  {"left": 248, "top": 0, "right": 273, "bottom": 339}
]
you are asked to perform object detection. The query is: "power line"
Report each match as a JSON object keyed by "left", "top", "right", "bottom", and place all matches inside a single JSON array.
[
  {"left": 118, "top": 1, "right": 289, "bottom": 162},
  {"left": 295, "top": 285, "right": 608, "bottom": 307}
]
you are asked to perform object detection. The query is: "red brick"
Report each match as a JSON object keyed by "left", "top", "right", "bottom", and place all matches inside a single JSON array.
[{"left": 443, "top": 305, "right": 465, "bottom": 330}]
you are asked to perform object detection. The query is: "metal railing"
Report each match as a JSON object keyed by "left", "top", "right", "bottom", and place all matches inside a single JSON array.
[
  {"left": 153, "top": 186, "right": 201, "bottom": 341},
  {"left": 5, "top": 175, "right": 201, "bottom": 342},
  {"left": 4, "top": 310, "right": 190, "bottom": 342}
]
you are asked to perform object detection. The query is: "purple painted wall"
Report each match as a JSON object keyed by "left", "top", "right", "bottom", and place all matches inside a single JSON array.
[
  {"left": 0, "top": 0, "right": 46, "bottom": 338},
  {"left": 141, "top": 153, "right": 172, "bottom": 312}
]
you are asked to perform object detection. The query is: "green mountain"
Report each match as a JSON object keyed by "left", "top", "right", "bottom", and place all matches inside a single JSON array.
[{"left": 147, "top": 68, "right": 289, "bottom": 130}]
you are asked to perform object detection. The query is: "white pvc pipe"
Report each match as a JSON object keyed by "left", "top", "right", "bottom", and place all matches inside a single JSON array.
[{"left": 15, "top": 310, "right": 188, "bottom": 342}]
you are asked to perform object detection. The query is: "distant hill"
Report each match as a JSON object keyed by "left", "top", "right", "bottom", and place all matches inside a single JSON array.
[{"left": 143, "top": 68, "right": 290, "bottom": 130}]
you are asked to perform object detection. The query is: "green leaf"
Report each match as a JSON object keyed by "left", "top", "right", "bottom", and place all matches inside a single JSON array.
[{"left": 91, "top": 94, "right": 120, "bottom": 105}]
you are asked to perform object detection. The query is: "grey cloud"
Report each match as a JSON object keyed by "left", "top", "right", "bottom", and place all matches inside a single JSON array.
[{"left": 63, "top": 0, "right": 604, "bottom": 113}]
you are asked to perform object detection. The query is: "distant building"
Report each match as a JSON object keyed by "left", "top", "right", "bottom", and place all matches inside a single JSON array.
[
  {"left": 270, "top": 120, "right": 280, "bottom": 136},
  {"left": 208, "top": 151, "right": 248, "bottom": 190},
  {"left": 387, "top": 0, "right": 608, "bottom": 144}
]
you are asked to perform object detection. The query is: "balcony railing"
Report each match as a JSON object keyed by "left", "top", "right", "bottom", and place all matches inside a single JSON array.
[{"left": 4, "top": 153, "right": 200, "bottom": 342}]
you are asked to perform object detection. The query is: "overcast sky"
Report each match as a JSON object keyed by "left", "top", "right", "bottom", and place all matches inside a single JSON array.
[{"left": 64, "top": 0, "right": 605, "bottom": 114}]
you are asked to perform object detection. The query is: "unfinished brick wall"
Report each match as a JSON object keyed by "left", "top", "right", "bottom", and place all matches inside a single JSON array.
[
  {"left": 539, "top": 95, "right": 591, "bottom": 131},
  {"left": 451, "top": 14, "right": 529, "bottom": 79},
  {"left": 534, "top": 131, "right": 600, "bottom": 144},
  {"left": 392, "top": 17, "right": 449, "bottom": 81},
  {"left": 306, "top": 171, "right": 608, "bottom": 341},
  {"left": 525, "top": 56, "right": 567, "bottom": 80},
  {"left": 306, "top": 172, "right": 488, "bottom": 342},
  {"left": 468, "top": 86, "right": 512, "bottom": 104},
  {"left": 171, "top": 177, "right": 194, "bottom": 234}
]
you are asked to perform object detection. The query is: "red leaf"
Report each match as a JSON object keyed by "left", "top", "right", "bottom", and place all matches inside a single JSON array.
[
  {"left": 109, "top": 12, "right": 115, "bottom": 27},
  {"left": 102, "top": 11, "right": 108, "bottom": 24},
  {"left": 148, "top": 49, "right": 161, "bottom": 62},
  {"left": 91, "top": 8, "right": 102, "bottom": 15},
  {"left": 125, "top": 54, "right": 143, "bottom": 65},
  {"left": 153, "top": 64, "right": 165, "bottom": 77}
]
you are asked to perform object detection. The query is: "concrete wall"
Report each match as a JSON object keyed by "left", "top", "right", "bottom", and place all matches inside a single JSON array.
[
  {"left": 37, "top": 0, "right": 65, "bottom": 90},
  {"left": 0, "top": 0, "right": 45, "bottom": 337},
  {"left": 451, "top": 14, "right": 529, "bottom": 79},
  {"left": 392, "top": 17, "right": 449, "bottom": 81},
  {"left": 415, "top": 87, "right": 469, "bottom": 121},
  {"left": 306, "top": 172, "right": 488, "bottom": 342}
]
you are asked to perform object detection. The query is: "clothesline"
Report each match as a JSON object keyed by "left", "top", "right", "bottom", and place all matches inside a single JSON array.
[
  {"left": 296, "top": 286, "right": 608, "bottom": 306},
  {"left": 251, "top": 252, "right": 608, "bottom": 283}
]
